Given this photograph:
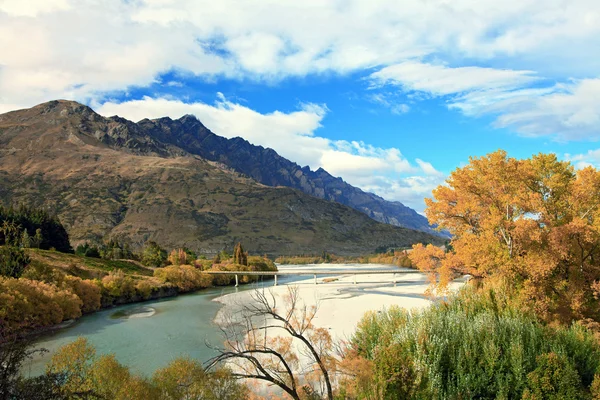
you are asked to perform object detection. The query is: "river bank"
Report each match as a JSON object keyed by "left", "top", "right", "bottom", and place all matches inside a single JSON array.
[
  {"left": 23, "top": 264, "right": 463, "bottom": 380},
  {"left": 213, "top": 263, "right": 467, "bottom": 340}
]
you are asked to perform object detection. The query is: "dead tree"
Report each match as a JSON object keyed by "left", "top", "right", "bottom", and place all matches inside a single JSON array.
[{"left": 206, "top": 286, "right": 334, "bottom": 400}]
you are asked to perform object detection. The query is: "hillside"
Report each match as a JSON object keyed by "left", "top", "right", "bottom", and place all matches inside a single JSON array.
[
  {"left": 0, "top": 100, "right": 443, "bottom": 255},
  {"left": 137, "top": 115, "right": 437, "bottom": 234}
]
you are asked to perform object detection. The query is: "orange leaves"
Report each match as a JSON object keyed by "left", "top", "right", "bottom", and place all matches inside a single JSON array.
[
  {"left": 419, "top": 150, "right": 600, "bottom": 322},
  {"left": 153, "top": 264, "right": 212, "bottom": 292},
  {"left": 0, "top": 277, "right": 82, "bottom": 334},
  {"left": 167, "top": 248, "right": 188, "bottom": 266}
]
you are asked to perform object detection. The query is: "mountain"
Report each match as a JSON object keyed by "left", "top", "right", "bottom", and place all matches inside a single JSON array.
[
  {"left": 135, "top": 115, "right": 438, "bottom": 234},
  {"left": 0, "top": 100, "right": 443, "bottom": 255}
]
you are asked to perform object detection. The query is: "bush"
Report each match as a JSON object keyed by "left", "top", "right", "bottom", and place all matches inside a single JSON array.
[
  {"left": 0, "top": 277, "right": 82, "bottom": 333},
  {"left": 101, "top": 271, "right": 135, "bottom": 299},
  {"left": 153, "top": 265, "right": 212, "bottom": 292},
  {"left": 62, "top": 276, "right": 101, "bottom": 313},
  {"left": 522, "top": 352, "right": 584, "bottom": 400},
  {"left": 135, "top": 280, "right": 154, "bottom": 300},
  {"left": 21, "top": 260, "right": 64, "bottom": 285},
  {"left": 350, "top": 287, "right": 600, "bottom": 399},
  {"left": 75, "top": 242, "right": 100, "bottom": 258}
]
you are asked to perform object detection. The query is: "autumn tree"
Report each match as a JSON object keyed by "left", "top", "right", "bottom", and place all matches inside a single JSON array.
[
  {"left": 167, "top": 248, "right": 187, "bottom": 266},
  {"left": 233, "top": 242, "right": 248, "bottom": 266},
  {"left": 410, "top": 150, "right": 600, "bottom": 322},
  {"left": 0, "top": 338, "right": 68, "bottom": 400},
  {"left": 207, "top": 287, "right": 335, "bottom": 400}
]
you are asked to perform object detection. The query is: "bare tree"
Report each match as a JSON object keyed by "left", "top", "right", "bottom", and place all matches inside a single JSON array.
[{"left": 206, "top": 286, "right": 334, "bottom": 400}]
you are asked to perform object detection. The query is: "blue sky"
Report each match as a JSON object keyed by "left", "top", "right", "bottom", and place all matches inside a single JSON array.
[{"left": 1, "top": 0, "right": 600, "bottom": 212}]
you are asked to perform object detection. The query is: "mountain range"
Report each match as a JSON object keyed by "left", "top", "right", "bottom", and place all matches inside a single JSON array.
[{"left": 0, "top": 100, "right": 443, "bottom": 255}]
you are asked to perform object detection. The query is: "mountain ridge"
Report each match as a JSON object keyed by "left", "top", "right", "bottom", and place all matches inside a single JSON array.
[
  {"left": 0, "top": 100, "right": 443, "bottom": 255},
  {"left": 133, "top": 111, "right": 438, "bottom": 234}
]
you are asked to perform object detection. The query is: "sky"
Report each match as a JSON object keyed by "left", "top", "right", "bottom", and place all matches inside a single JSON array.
[{"left": 1, "top": 0, "right": 600, "bottom": 212}]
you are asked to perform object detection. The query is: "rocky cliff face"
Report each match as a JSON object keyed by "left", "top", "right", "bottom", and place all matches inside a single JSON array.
[
  {"left": 134, "top": 115, "right": 438, "bottom": 234},
  {"left": 0, "top": 100, "right": 443, "bottom": 255}
]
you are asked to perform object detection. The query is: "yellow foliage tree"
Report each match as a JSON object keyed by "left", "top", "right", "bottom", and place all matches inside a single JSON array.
[
  {"left": 410, "top": 150, "right": 600, "bottom": 322},
  {"left": 168, "top": 248, "right": 188, "bottom": 266}
]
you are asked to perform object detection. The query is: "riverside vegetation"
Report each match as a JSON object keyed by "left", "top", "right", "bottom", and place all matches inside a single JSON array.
[
  {"left": 0, "top": 207, "right": 276, "bottom": 340},
  {"left": 4, "top": 150, "right": 600, "bottom": 399},
  {"left": 275, "top": 250, "right": 415, "bottom": 268}
]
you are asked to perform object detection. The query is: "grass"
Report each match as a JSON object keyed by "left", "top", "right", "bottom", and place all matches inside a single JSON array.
[{"left": 26, "top": 248, "right": 154, "bottom": 277}]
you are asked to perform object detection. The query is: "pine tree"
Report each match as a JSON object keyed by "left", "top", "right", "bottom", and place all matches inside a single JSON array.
[
  {"left": 20, "top": 230, "right": 31, "bottom": 248},
  {"left": 32, "top": 228, "right": 43, "bottom": 249}
]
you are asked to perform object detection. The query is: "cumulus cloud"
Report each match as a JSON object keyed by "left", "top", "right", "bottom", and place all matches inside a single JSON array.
[
  {"left": 96, "top": 95, "right": 444, "bottom": 211},
  {"left": 1, "top": 0, "right": 599, "bottom": 111},
  {"left": 2, "top": 0, "right": 599, "bottom": 207}
]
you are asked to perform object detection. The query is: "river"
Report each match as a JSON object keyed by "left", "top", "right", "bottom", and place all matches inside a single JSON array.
[
  {"left": 23, "top": 264, "right": 421, "bottom": 377},
  {"left": 23, "top": 271, "right": 315, "bottom": 377}
]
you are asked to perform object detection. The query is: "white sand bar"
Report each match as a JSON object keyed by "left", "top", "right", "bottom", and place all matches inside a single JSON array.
[{"left": 214, "top": 263, "right": 466, "bottom": 340}]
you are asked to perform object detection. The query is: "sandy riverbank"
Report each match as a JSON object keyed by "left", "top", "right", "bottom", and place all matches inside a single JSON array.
[{"left": 213, "top": 263, "right": 467, "bottom": 341}]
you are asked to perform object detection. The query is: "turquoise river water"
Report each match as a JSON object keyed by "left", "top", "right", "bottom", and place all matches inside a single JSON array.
[{"left": 22, "top": 273, "right": 312, "bottom": 377}]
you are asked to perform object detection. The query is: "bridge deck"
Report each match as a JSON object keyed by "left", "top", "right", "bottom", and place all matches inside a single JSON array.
[
  {"left": 202, "top": 269, "right": 421, "bottom": 275},
  {"left": 201, "top": 268, "right": 422, "bottom": 286}
]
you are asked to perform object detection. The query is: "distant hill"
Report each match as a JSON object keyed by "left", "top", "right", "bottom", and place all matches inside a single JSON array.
[
  {"left": 136, "top": 115, "right": 439, "bottom": 235},
  {"left": 0, "top": 100, "right": 443, "bottom": 255}
]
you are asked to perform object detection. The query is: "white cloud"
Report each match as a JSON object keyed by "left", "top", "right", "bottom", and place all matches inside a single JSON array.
[
  {"left": 565, "top": 148, "right": 600, "bottom": 170},
  {"left": 491, "top": 79, "right": 600, "bottom": 140},
  {"left": 370, "top": 62, "right": 538, "bottom": 97},
  {"left": 96, "top": 95, "right": 444, "bottom": 211},
  {"left": 370, "top": 62, "right": 600, "bottom": 141},
  {"left": 1, "top": 0, "right": 599, "bottom": 207},
  {"left": 367, "top": 93, "right": 410, "bottom": 115},
  {"left": 0, "top": 0, "right": 70, "bottom": 17},
  {"left": 1, "top": 0, "right": 599, "bottom": 112}
]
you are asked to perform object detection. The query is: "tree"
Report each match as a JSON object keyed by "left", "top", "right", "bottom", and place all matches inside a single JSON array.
[
  {"left": 168, "top": 248, "right": 188, "bottom": 266},
  {"left": 0, "top": 205, "right": 71, "bottom": 252},
  {"left": 410, "top": 151, "right": 600, "bottom": 322},
  {"left": 0, "top": 338, "right": 69, "bottom": 400},
  {"left": 32, "top": 228, "right": 43, "bottom": 249},
  {"left": 206, "top": 287, "right": 334, "bottom": 400},
  {"left": 1, "top": 221, "right": 21, "bottom": 246},
  {"left": 75, "top": 243, "right": 101, "bottom": 258},
  {"left": 20, "top": 230, "right": 31, "bottom": 248},
  {"left": 0, "top": 245, "right": 30, "bottom": 278},
  {"left": 153, "top": 358, "right": 247, "bottom": 399},
  {"left": 233, "top": 243, "right": 248, "bottom": 266},
  {"left": 141, "top": 241, "right": 167, "bottom": 268}
]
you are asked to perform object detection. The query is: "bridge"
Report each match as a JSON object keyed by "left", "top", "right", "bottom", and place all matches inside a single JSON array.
[{"left": 202, "top": 268, "right": 423, "bottom": 287}]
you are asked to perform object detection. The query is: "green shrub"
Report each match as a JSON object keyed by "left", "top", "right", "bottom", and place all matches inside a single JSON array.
[
  {"left": 0, "top": 246, "right": 30, "bottom": 278},
  {"left": 522, "top": 352, "right": 584, "bottom": 400},
  {"left": 351, "top": 287, "right": 600, "bottom": 399}
]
